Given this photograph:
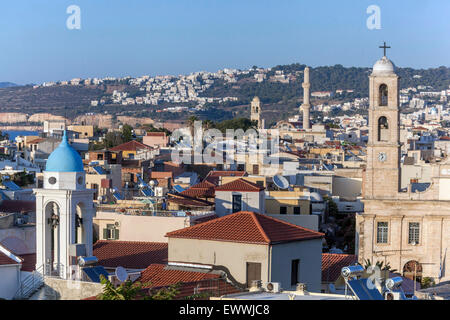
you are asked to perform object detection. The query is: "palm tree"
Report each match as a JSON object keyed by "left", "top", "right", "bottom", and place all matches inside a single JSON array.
[
  {"left": 186, "top": 115, "right": 199, "bottom": 144},
  {"left": 360, "top": 258, "right": 397, "bottom": 273}
]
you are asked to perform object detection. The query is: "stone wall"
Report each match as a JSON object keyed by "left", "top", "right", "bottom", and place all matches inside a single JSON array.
[{"left": 35, "top": 278, "right": 103, "bottom": 300}]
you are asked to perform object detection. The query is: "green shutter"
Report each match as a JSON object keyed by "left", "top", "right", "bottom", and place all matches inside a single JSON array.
[
  {"left": 103, "top": 228, "right": 108, "bottom": 240},
  {"left": 114, "top": 229, "right": 120, "bottom": 240}
]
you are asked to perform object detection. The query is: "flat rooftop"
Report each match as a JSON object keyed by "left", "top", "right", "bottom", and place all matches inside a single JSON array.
[{"left": 213, "top": 291, "right": 348, "bottom": 301}]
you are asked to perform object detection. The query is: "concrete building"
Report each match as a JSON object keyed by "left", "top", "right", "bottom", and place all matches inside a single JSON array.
[
  {"left": 166, "top": 211, "right": 324, "bottom": 291},
  {"left": 214, "top": 178, "right": 265, "bottom": 216}
]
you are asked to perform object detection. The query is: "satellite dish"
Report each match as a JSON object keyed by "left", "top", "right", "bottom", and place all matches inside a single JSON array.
[
  {"left": 273, "top": 175, "right": 289, "bottom": 190},
  {"left": 115, "top": 266, "right": 128, "bottom": 283}
]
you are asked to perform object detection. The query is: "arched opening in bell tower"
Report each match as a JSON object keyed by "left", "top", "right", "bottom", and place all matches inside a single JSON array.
[
  {"left": 45, "top": 201, "right": 61, "bottom": 274},
  {"left": 378, "top": 116, "right": 389, "bottom": 142},
  {"left": 75, "top": 202, "right": 85, "bottom": 244},
  {"left": 379, "top": 84, "right": 388, "bottom": 106}
]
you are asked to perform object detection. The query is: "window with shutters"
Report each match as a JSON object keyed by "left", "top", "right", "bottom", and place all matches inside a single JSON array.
[{"left": 280, "top": 206, "right": 287, "bottom": 215}]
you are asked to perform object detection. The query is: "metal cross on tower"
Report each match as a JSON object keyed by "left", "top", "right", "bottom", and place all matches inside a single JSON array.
[{"left": 379, "top": 42, "right": 391, "bottom": 57}]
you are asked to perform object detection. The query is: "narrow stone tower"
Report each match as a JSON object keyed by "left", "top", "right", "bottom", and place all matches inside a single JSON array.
[{"left": 301, "top": 67, "right": 311, "bottom": 130}]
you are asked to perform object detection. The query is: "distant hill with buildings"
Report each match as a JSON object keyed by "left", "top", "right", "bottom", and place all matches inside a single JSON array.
[{"left": 0, "top": 64, "right": 448, "bottom": 124}]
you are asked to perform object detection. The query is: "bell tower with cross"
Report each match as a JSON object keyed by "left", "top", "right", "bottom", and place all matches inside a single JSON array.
[{"left": 364, "top": 42, "right": 401, "bottom": 200}]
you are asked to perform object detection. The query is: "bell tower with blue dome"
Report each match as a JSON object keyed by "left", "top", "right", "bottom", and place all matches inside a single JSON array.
[{"left": 34, "top": 131, "right": 94, "bottom": 278}]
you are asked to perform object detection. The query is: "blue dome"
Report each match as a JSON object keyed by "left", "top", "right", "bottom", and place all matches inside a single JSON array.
[{"left": 45, "top": 131, "right": 84, "bottom": 172}]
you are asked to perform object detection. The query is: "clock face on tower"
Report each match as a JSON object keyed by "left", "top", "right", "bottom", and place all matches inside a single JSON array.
[{"left": 378, "top": 152, "right": 387, "bottom": 162}]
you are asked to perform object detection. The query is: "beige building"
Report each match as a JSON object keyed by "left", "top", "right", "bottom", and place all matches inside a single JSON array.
[
  {"left": 93, "top": 203, "right": 215, "bottom": 242},
  {"left": 357, "top": 51, "right": 450, "bottom": 283},
  {"left": 68, "top": 125, "right": 94, "bottom": 138}
]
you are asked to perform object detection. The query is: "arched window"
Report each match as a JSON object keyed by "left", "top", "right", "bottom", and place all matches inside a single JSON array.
[
  {"left": 75, "top": 203, "right": 85, "bottom": 244},
  {"left": 378, "top": 116, "right": 389, "bottom": 141},
  {"left": 379, "top": 84, "right": 388, "bottom": 106},
  {"left": 45, "top": 201, "right": 60, "bottom": 273}
]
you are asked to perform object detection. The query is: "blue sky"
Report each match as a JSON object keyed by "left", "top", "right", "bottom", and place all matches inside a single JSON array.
[{"left": 0, "top": 0, "right": 449, "bottom": 84}]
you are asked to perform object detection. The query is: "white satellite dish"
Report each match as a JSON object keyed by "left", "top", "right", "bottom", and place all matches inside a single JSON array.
[
  {"left": 273, "top": 175, "right": 289, "bottom": 190},
  {"left": 115, "top": 266, "right": 128, "bottom": 283}
]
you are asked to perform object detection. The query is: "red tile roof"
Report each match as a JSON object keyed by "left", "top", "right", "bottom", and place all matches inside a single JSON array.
[
  {"left": 138, "top": 264, "right": 221, "bottom": 288},
  {"left": 204, "top": 171, "right": 247, "bottom": 185},
  {"left": 19, "top": 253, "right": 36, "bottom": 272},
  {"left": 321, "top": 253, "right": 357, "bottom": 282},
  {"left": 0, "top": 200, "right": 35, "bottom": 213},
  {"left": 110, "top": 140, "right": 152, "bottom": 152},
  {"left": 150, "top": 171, "right": 173, "bottom": 179},
  {"left": 146, "top": 132, "right": 166, "bottom": 137},
  {"left": 93, "top": 241, "right": 168, "bottom": 269},
  {"left": 0, "top": 244, "right": 22, "bottom": 266},
  {"left": 214, "top": 178, "right": 264, "bottom": 192},
  {"left": 167, "top": 195, "right": 214, "bottom": 208},
  {"left": 180, "top": 181, "right": 216, "bottom": 198},
  {"left": 0, "top": 251, "right": 18, "bottom": 265},
  {"left": 166, "top": 211, "right": 324, "bottom": 245},
  {"left": 87, "top": 264, "right": 241, "bottom": 300}
]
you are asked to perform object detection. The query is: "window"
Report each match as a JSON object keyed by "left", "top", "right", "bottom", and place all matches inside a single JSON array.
[
  {"left": 379, "top": 84, "right": 388, "bottom": 106},
  {"left": 378, "top": 116, "right": 389, "bottom": 141},
  {"left": 252, "top": 164, "right": 259, "bottom": 175},
  {"left": 377, "top": 222, "right": 389, "bottom": 244},
  {"left": 291, "top": 259, "right": 300, "bottom": 286},
  {"left": 280, "top": 206, "right": 287, "bottom": 215},
  {"left": 408, "top": 222, "right": 420, "bottom": 244},
  {"left": 103, "top": 224, "right": 119, "bottom": 240},
  {"left": 293, "top": 207, "right": 301, "bottom": 215},
  {"left": 232, "top": 194, "right": 242, "bottom": 213}
]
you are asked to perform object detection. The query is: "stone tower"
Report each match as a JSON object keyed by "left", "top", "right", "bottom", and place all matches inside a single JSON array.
[
  {"left": 251, "top": 96, "right": 263, "bottom": 129},
  {"left": 301, "top": 67, "right": 311, "bottom": 130},
  {"left": 34, "top": 131, "right": 94, "bottom": 278},
  {"left": 364, "top": 55, "right": 401, "bottom": 199}
]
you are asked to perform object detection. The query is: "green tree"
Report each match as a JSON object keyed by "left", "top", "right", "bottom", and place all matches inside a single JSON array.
[
  {"left": 121, "top": 124, "right": 133, "bottom": 142},
  {"left": 98, "top": 275, "right": 181, "bottom": 300}
]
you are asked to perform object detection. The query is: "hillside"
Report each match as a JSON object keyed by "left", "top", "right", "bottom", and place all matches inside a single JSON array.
[{"left": 0, "top": 64, "right": 448, "bottom": 124}]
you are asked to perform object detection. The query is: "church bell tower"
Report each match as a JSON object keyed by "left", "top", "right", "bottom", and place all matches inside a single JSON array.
[
  {"left": 364, "top": 43, "right": 401, "bottom": 199},
  {"left": 34, "top": 131, "right": 94, "bottom": 278}
]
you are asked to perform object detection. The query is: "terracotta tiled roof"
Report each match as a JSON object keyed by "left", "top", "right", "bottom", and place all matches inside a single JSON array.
[
  {"left": 204, "top": 171, "right": 247, "bottom": 185},
  {"left": 0, "top": 200, "right": 35, "bottom": 213},
  {"left": 138, "top": 264, "right": 221, "bottom": 288},
  {"left": 93, "top": 241, "right": 168, "bottom": 269},
  {"left": 166, "top": 211, "right": 324, "bottom": 245},
  {"left": 146, "top": 132, "right": 166, "bottom": 137},
  {"left": 167, "top": 195, "right": 214, "bottom": 207},
  {"left": 150, "top": 171, "right": 173, "bottom": 179},
  {"left": 214, "top": 178, "right": 264, "bottom": 192},
  {"left": 321, "top": 253, "right": 357, "bottom": 282},
  {"left": 440, "top": 136, "right": 450, "bottom": 141},
  {"left": 0, "top": 244, "right": 22, "bottom": 266},
  {"left": 180, "top": 181, "right": 215, "bottom": 198},
  {"left": 86, "top": 264, "right": 241, "bottom": 300},
  {"left": 110, "top": 140, "right": 152, "bottom": 152},
  {"left": 19, "top": 253, "right": 36, "bottom": 272},
  {"left": 0, "top": 251, "right": 18, "bottom": 265}
]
